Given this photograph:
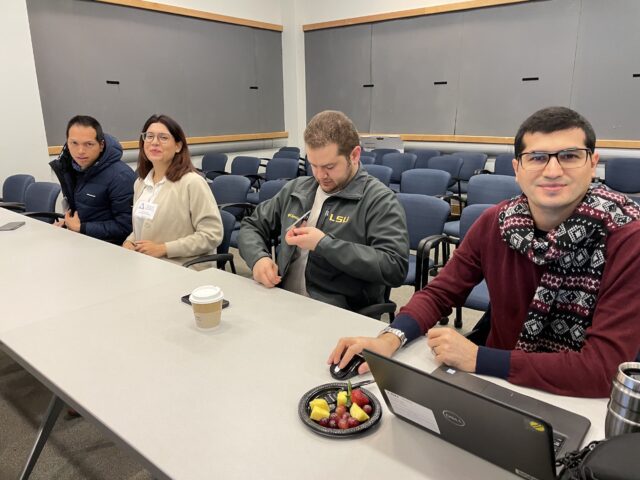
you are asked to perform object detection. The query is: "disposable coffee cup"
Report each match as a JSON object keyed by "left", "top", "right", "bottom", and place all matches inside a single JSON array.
[{"left": 189, "top": 285, "right": 224, "bottom": 330}]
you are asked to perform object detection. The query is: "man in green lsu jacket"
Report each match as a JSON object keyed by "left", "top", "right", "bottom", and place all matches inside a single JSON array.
[{"left": 238, "top": 110, "right": 409, "bottom": 312}]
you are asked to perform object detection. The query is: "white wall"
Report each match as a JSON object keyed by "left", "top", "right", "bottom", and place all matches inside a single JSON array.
[{"left": 0, "top": 1, "right": 50, "bottom": 183}]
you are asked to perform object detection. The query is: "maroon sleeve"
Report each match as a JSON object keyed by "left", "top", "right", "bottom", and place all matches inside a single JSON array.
[{"left": 508, "top": 223, "right": 640, "bottom": 397}]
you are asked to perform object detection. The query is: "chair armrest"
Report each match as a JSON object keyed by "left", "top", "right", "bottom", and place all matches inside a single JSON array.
[
  {"left": 415, "top": 234, "right": 451, "bottom": 290},
  {"left": 357, "top": 302, "right": 397, "bottom": 321},
  {"left": 218, "top": 202, "right": 256, "bottom": 215},
  {"left": 23, "top": 211, "right": 64, "bottom": 220},
  {"left": 183, "top": 253, "right": 234, "bottom": 268},
  {"left": 0, "top": 202, "right": 26, "bottom": 211},
  {"left": 204, "top": 170, "right": 228, "bottom": 180}
]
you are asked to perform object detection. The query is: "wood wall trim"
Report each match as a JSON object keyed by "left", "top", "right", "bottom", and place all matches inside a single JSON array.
[
  {"left": 47, "top": 131, "right": 289, "bottom": 155},
  {"left": 97, "top": 0, "right": 283, "bottom": 32},
  {"left": 303, "top": 0, "right": 530, "bottom": 32},
  {"left": 394, "top": 134, "right": 640, "bottom": 149}
]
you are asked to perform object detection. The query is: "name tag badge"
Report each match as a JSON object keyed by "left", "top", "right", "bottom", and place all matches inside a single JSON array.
[{"left": 134, "top": 201, "right": 158, "bottom": 220}]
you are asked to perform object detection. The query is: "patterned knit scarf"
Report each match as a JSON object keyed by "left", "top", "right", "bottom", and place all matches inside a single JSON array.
[{"left": 498, "top": 185, "right": 640, "bottom": 353}]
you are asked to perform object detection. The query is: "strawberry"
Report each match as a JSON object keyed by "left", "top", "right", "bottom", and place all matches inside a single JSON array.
[{"left": 351, "top": 388, "right": 370, "bottom": 407}]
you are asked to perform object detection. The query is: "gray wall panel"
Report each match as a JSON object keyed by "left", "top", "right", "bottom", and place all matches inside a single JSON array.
[
  {"left": 26, "top": 0, "right": 284, "bottom": 145},
  {"left": 370, "top": 14, "right": 461, "bottom": 134},
  {"left": 571, "top": 0, "right": 640, "bottom": 139},
  {"left": 455, "top": 0, "right": 580, "bottom": 136},
  {"left": 305, "top": 25, "right": 372, "bottom": 132},
  {"left": 254, "top": 29, "right": 285, "bottom": 132}
]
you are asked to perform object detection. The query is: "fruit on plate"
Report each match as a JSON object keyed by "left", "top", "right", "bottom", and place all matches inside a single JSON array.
[
  {"left": 351, "top": 389, "right": 370, "bottom": 407},
  {"left": 309, "top": 398, "right": 330, "bottom": 411},
  {"left": 349, "top": 403, "right": 370, "bottom": 422},
  {"left": 309, "top": 405, "right": 331, "bottom": 421},
  {"left": 336, "top": 391, "right": 348, "bottom": 406}
]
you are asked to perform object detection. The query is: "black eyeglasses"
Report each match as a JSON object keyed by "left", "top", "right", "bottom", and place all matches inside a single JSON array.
[{"left": 517, "top": 148, "right": 592, "bottom": 171}]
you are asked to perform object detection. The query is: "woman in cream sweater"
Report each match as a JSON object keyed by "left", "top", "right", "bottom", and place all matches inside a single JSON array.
[{"left": 123, "top": 114, "right": 222, "bottom": 265}]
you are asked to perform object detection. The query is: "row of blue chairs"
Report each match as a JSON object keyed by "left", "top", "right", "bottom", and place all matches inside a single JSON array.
[{"left": 0, "top": 174, "right": 61, "bottom": 222}]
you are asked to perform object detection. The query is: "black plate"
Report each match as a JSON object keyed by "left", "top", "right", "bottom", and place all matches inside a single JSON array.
[{"left": 298, "top": 382, "right": 382, "bottom": 437}]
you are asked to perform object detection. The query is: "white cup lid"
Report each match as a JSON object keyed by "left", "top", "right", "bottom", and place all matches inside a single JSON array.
[{"left": 189, "top": 285, "right": 224, "bottom": 304}]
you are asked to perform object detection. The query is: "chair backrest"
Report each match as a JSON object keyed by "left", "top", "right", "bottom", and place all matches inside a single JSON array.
[
  {"left": 363, "top": 164, "right": 393, "bottom": 186},
  {"left": 210, "top": 175, "right": 251, "bottom": 218},
  {"left": 372, "top": 148, "right": 399, "bottom": 165},
  {"left": 427, "top": 155, "right": 463, "bottom": 187},
  {"left": 459, "top": 204, "right": 493, "bottom": 242},
  {"left": 360, "top": 154, "right": 376, "bottom": 165},
  {"left": 24, "top": 182, "right": 61, "bottom": 222},
  {"left": 2, "top": 174, "right": 35, "bottom": 203},
  {"left": 201, "top": 152, "right": 228, "bottom": 174},
  {"left": 467, "top": 174, "right": 521, "bottom": 205},
  {"left": 605, "top": 158, "right": 640, "bottom": 193},
  {"left": 396, "top": 193, "right": 450, "bottom": 249},
  {"left": 279, "top": 146, "right": 300, "bottom": 154},
  {"left": 265, "top": 157, "right": 299, "bottom": 181},
  {"left": 273, "top": 150, "right": 300, "bottom": 160},
  {"left": 230, "top": 156, "right": 261, "bottom": 176},
  {"left": 218, "top": 209, "right": 236, "bottom": 255},
  {"left": 412, "top": 149, "right": 441, "bottom": 169},
  {"left": 493, "top": 153, "right": 516, "bottom": 176},
  {"left": 381, "top": 152, "right": 417, "bottom": 183},
  {"left": 400, "top": 169, "right": 451, "bottom": 196},
  {"left": 452, "top": 152, "right": 488, "bottom": 181},
  {"left": 258, "top": 179, "right": 288, "bottom": 203}
]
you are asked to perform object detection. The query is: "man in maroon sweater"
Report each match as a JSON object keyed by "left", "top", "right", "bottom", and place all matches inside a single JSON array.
[{"left": 329, "top": 106, "right": 640, "bottom": 398}]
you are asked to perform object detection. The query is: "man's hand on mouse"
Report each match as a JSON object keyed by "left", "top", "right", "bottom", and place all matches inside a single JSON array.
[{"left": 327, "top": 334, "right": 402, "bottom": 375}]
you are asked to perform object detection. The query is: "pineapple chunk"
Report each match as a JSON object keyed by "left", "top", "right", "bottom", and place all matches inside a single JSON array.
[
  {"left": 309, "top": 398, "right": 330, "bottom": 411},
  {"left": 350, "top": 403, "right": 370, "bottom": 422},
  {"left": 309, "top": 406, "right": 330, "bottom": 421},
  {"left": 336, "top": 391, "right": 348, "bottom": 406}
]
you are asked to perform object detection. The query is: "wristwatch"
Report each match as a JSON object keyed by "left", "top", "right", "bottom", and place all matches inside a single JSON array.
[{"left": 378, "top": 326, "right": 407, "bottom": 348}]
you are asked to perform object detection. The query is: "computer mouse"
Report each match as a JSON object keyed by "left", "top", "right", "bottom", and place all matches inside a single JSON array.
[{"left": 330, "top": 353, "right": 365, "bottom": 380}]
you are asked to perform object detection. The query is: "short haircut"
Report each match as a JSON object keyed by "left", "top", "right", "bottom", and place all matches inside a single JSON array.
[
  {"left": 514, "top": 106, "right": 596, "bottom": 158},
  {"left": 304, "top": 110, "right": 360, "bottom": 159},
  {"left": 66, "top": 115, "right": 104, "bottom": 143},
  {"left": 137, "top": 114, "right": 195, "bottom": 182}
]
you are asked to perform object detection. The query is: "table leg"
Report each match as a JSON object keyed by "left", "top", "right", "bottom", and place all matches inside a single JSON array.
[{"left": 19, "top": 394, "right": 64, "bottom": 480}]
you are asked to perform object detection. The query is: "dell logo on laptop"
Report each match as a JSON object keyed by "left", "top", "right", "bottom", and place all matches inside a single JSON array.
[{"left": 442, "top": 410, "right": 466, "bottom": 427}]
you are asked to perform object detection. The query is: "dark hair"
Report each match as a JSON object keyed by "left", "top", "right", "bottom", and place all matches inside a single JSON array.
[
  {"left": 514, "top": 106, "right": 596, "bottom": 158},
  {"left": 66, "top": 115, "right": 104, "bottom": 143},
  {"left": 137, "top": 114, "right": 195, "bottom": 181},
  {"left": 304, "top": 110, "right": 360, "bottom": 159}
]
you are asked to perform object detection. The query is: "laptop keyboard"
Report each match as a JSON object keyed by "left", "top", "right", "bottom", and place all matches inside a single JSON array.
[{"left": 553, "top": 433, "right": 566, "bottom": 456}]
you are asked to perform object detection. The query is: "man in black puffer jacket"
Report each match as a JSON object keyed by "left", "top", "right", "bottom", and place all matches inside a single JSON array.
[{"left": 49, "top": 115, "right": 135, "bottom": 244}]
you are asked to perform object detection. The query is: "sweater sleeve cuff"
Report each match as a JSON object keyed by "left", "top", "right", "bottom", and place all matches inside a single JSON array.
[
  {"left": 80, "top": 223, "right": 87, "bottom": 234},
  {"left": 475, "top": 346, "right": 511, "bottom": 379},
  {"left": 389, "top": 313, "right": 423, "bottom": 344}
]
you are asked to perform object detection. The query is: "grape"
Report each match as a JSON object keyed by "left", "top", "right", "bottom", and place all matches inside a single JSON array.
[
  {"left": 347, "top": 417, "right": 360, "bottom": 428},
  {"left": 363, "top": 404, "right": 373, "bottom": 415},
  {"left": 329, "top": 412, "right": 339, "bottom": 421},
  {"left": 335, "top": 405, "right": 347, "bottom": 417},
  {"left": 338, "top": 418, "right": 349, "bottom": 430},
  {"left": 328, "top": 419, "right": 337, "bottom": 429},
  {"left": 318, "top": 417, "right": 330, "bottom": 427}
]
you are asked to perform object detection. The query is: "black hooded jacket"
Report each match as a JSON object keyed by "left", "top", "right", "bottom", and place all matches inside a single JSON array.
[{"left": 49, "top": 133, "right": 135, "bottom": 244}]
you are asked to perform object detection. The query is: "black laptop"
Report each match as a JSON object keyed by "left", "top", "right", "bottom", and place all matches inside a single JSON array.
[{"left": 363, "top": 350, "right": 591, "bottom": 480}]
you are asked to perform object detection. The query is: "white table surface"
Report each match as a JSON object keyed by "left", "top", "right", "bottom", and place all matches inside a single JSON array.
[
  {"left": 0, "top": 208, "right": 197, "bottom": 333},
  {"left": 0, "top": 263, "right": 608, "bottom": 480}
]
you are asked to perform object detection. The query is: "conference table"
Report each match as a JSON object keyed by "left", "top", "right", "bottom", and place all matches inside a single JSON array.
[{"left": 0, "top": 209, "right": 607, "bottom": 479}]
